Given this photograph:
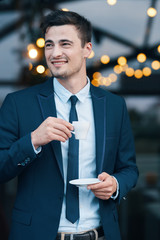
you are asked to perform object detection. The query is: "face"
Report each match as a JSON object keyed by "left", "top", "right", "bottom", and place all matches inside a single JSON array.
[{"left": 44, "top": 25, "right": 92, "bottom": 81}]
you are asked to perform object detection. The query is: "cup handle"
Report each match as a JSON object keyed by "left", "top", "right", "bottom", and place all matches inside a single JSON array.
[{"left": 71, "top": 131, "right": 75, "bottom": 135}]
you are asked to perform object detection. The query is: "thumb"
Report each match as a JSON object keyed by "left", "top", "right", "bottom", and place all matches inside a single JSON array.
[{"left": 98, "top": 172, "right": 109, "bottom": 181}]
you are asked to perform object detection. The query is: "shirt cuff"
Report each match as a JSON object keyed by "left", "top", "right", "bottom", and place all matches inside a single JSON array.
[
  {"left": 31, "top": 142, "right": 42, "bottom": 154},
  {"left": 111, "top": 176, "right": 119, "bottom": 200}
]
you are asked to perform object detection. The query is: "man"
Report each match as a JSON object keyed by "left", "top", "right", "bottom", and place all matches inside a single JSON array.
[{"left": 0, "top": 10, "right": 138, "bottom": 240}]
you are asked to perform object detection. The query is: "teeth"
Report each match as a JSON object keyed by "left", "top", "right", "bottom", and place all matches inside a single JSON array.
[{"left": 52, "top": 62, "right": 66, "bottom": 65}]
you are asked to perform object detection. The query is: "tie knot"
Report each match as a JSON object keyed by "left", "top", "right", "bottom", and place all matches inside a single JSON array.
[{"left": 70, "top": 95, "right": 78, "bottom": 106}]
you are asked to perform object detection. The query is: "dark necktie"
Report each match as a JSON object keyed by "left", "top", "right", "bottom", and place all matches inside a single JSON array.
[{"left": 66, "top": 95, "right": 79, "bottom": 223}]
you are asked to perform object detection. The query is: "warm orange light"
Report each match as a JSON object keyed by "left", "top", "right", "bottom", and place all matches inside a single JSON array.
[
  {"left": 93, "top": 72, "right": 101, "bottom": 79},
  {"left": 147, "top": 7, "right": 157, "bottom": 17},
  {"left": 157, "top": 45, "right": 160, "bottom": 53},
  {"left": 121, "top": 64, "right": 128, "bottom": 72},
  {"left": 28, "top": 63, "right": 33, "bottom": 71},
  {"left": 100, "top": 77, "right": 111, "bottom": 86},
  {"left": 36, "top": 38, "right": 45, "bottom": 48},
  {"left": 100, "top": 55, "right": 110, "bottom": 64},
  {"left": 126, "top": 68, "right": 134, "bottom": 77},
  {"left": 36, "top": 65, "right": 45, "bottom": 74},
  {"left": 109, "top": 73, "right": 117, "bottom": 82},
  {"left": 45, "top": 69, "right": 52, "bottom": 76},
  {"left": 137, "top": 53, "right": 147, "bottom": 63},
  {"left": 151, "top": 60, "right": 160, "bottom": 70},
  {"left": 27, "top": 44, "right": 35, "bottom": 51},
  {"left": 91, "top": 79, "right": 100, "bottom": 87},
  {"left": 134, "top": 69, "right": 143, "bottom": 79},
  {"left": 88, "top": 50, "right": 95, "bottom": 59},
  {"left": 117, "top": 56, "right": 127, "bottom": 66},
  {"left": 114, "top": 65, "right": 122, "bottom": 74},
  {"left": 143, "top": 67, "right": 151, "bottom": 77}
]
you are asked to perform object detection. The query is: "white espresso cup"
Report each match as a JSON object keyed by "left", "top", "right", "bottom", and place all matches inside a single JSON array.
[{"left": 72, "top": 121, "right": 90, "bottom": 140}]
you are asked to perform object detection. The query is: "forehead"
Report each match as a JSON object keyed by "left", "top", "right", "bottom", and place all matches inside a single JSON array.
[{"left": 45, "top": 25, "right": 80, "bottom": 42}]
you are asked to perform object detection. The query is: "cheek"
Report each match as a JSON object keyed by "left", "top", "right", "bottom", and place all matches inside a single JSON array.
[{"left": 44, "top": 51, "right": 50, "bottom": 61}]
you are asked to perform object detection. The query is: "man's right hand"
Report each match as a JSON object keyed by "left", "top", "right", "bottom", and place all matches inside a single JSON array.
[{"left": 31, "top": 117, "right": 73, "bottom": 149}]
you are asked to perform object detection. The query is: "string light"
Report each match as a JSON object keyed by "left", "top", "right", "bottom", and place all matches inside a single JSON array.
[
  {"left": 61, "top": 8, "right": 69, "bottom": 11},
  {"left": 143, "top": 67, "right": 151, "bottom": 77},
  {"left": 117, "top": 56, "right": 127, "bottom": 66},
  {"left": 28, "top": 63, "right": 33, "bottom": 71},
  {"left": 91, "top": 79, "right": 100, "bottom": 87},
  {"left": 157, "top": 45, "right": 160, "bottom": 53},
  {"left": 88, "top": 50, "right": 95, "bottom": 59},
  {"left": 125, "top": 68, "right": 134, "bottom": 77},
  {"left": 100, "top": 55, "right": 110, "bottom": 64},
  {"left": 93, "top": 72, "right": 101, "bottom": 79},
  {"left": 102, "top": 77, "right": 112, "bottom": 86},
  {"left": 107, "top": 0, "right": 117, "bottom": 6},
  {"left": 134, "top": 69, "right": 143, "bottom": 79},
  {"left": 137, "top": 53, "right": 147, "bottom": 63},
  {"left": 114, "top": 65, "right": 122, "bottom": 74},
  {"left": 109, "top": 73, "right": 117, "bottom": 82},
  {"left": 151, "top": 60, "right": 160, "bottom": 70},
  {"left": 147, "top": 7, "right": 157, "bottom": 17},
  {"left": 36, "top": 65, "right": 45, "bottom": 74},
  {"left": 28, "top": 49, "right": 38, "bottom": 59},
  {"left": 36, "top": 38, "right": 45, "bottom": 48}
]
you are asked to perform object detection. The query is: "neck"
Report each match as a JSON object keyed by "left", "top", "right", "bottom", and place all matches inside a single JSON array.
[{"left": 57, "top": 72, "right": 88, "bottom": 94}]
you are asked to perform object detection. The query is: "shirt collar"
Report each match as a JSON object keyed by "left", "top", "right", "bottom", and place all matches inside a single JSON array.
[{"left": 53, "top": 77, "right": 91, "bottom": 103}]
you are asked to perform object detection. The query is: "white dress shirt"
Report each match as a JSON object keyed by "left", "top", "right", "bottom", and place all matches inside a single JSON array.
[{"left": 53, "top": 78, "right": 101, "bottom": 232}]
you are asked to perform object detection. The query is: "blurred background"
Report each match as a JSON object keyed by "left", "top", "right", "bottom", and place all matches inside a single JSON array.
[{"left": 0, "top": 0, "right": 160, "bottom": 239}]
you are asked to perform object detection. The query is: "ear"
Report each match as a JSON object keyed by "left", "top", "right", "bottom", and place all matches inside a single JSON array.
[{"left": 83, "top": 42, "right": 92, "bottom": 58}]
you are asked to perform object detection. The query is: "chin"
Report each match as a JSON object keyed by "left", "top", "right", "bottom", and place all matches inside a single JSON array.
[{"left": 52, "top": 71, "right": 69, "bottom": 80}]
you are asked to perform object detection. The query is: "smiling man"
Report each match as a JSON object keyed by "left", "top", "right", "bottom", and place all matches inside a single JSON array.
[{"left": 0, "top": 10, "right": 138, "bottom": 240}]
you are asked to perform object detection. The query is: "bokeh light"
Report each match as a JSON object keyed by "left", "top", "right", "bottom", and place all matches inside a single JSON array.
[
  {"left": 107, "top": 0, "right": 117, "bottom": 6},
  {"left": 100, "top": 55, "right": 110, "bottom": 64},
  {"left": 125, "top": 67, "right": 134, "bottom": 77},
  {"left": 36, "top": 65, "right": 45, "bottom": 74},
  {"left": 28, "top": 49, "right": 38, "bottom": 59},
  {"left": 88, "top": 50, "right": 95, "bottom": 59},
  {"left": 151, "top": 60, "right": 160, "bottom": 70},
  {"left": 134, "top": 69, "right": 143, "bottom": 79},
  {"left": 36, "top": 38, "right": 45, "bottom": 48},
  {"left": 147, "top": 7, "right": 157, "bottom": 17},
  {"left": 117, "top": 56, "right": 127, "bottom": 66},
  {"left": 142, "top": 67, "right": 151, "bottom": 77},
  {"left": 137, "top": 53, "right": 147, "bottom": 63}
]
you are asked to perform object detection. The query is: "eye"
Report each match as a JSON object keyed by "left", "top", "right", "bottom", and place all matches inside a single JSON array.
[
  {"left": 45, "top": 43, "right": 53, "bottom": 49},
  {"left": 62, "top": 42, "right": 71, "bottom": 47}
]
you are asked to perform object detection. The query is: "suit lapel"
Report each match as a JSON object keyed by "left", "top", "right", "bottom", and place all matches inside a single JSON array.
[
  {"left": 90, "top": 84, "right": 107, "bottom": 175},
  {"left": 37, "top": 78, "right": 64, "bottom": 179}
]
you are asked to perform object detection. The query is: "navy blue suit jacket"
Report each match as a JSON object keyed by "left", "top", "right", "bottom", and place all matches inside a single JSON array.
[{"left": 0, "top": 78, "right": 138, "bottom": 240}]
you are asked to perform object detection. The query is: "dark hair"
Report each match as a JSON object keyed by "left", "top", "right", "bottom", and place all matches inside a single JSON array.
[{"left": 40, "top": 10, "right": 92, "bottom": 47}]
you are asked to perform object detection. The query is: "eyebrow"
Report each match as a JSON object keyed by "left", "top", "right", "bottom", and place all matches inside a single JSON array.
[{"left": 45, "top": 39, "right": 73, "bottom": 44}]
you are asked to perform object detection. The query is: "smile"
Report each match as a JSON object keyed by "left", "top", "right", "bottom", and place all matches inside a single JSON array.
[{"left": 51, "top": 60, "right": 68, "bottom": 66}]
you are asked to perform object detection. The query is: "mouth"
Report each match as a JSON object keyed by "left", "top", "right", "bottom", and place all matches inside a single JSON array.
[{"left": 51, "top": 59, "right": 68, "bottom": 66}]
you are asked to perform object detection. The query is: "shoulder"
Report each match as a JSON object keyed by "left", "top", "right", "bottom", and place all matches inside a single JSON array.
[
  {"left": 4, "top": 78, "right": 52, "bottom": 101},
  {"left": 90, "top": 84, "right": 125, "bottom": 105}
]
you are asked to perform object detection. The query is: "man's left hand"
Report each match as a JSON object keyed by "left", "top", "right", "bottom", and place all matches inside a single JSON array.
[{"left": 87, "top": 172, "right": 117, "bottom": 200}]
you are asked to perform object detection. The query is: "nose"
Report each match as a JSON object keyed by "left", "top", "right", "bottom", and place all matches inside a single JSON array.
[{"left": 52, "top": 45, "right": 62, "bottom": 58}]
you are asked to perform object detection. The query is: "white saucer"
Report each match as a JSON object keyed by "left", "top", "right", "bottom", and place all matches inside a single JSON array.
[{"left": 69, "top": 178, "right": 101, "bottom": 187}]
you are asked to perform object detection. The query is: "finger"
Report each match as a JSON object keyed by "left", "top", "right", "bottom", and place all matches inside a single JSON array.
[
  {"left": 87, "top": 181, "right": 107, "bottom": 190},
  {"left": 53, "top": 118, "right": 73, "bottom": 131},
  {"left": 93, "top": 192, "right": 111, "bottom": 200},
  {"left": 52, "top": 124, "right": 72, "bottom": 138},
  {"left": 98, "top": 172, "right": 109, "bottom": 181},
  {"left": 50, "top": 128, "right": 71, "bottom": 141}
]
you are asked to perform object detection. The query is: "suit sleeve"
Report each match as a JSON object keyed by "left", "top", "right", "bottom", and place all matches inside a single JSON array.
[
  {"left": 0, "top": 94, "right": 38, "bottom": 183},
  {"left": 113, "top": 98, "right": 139, "bottom": 203}
]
